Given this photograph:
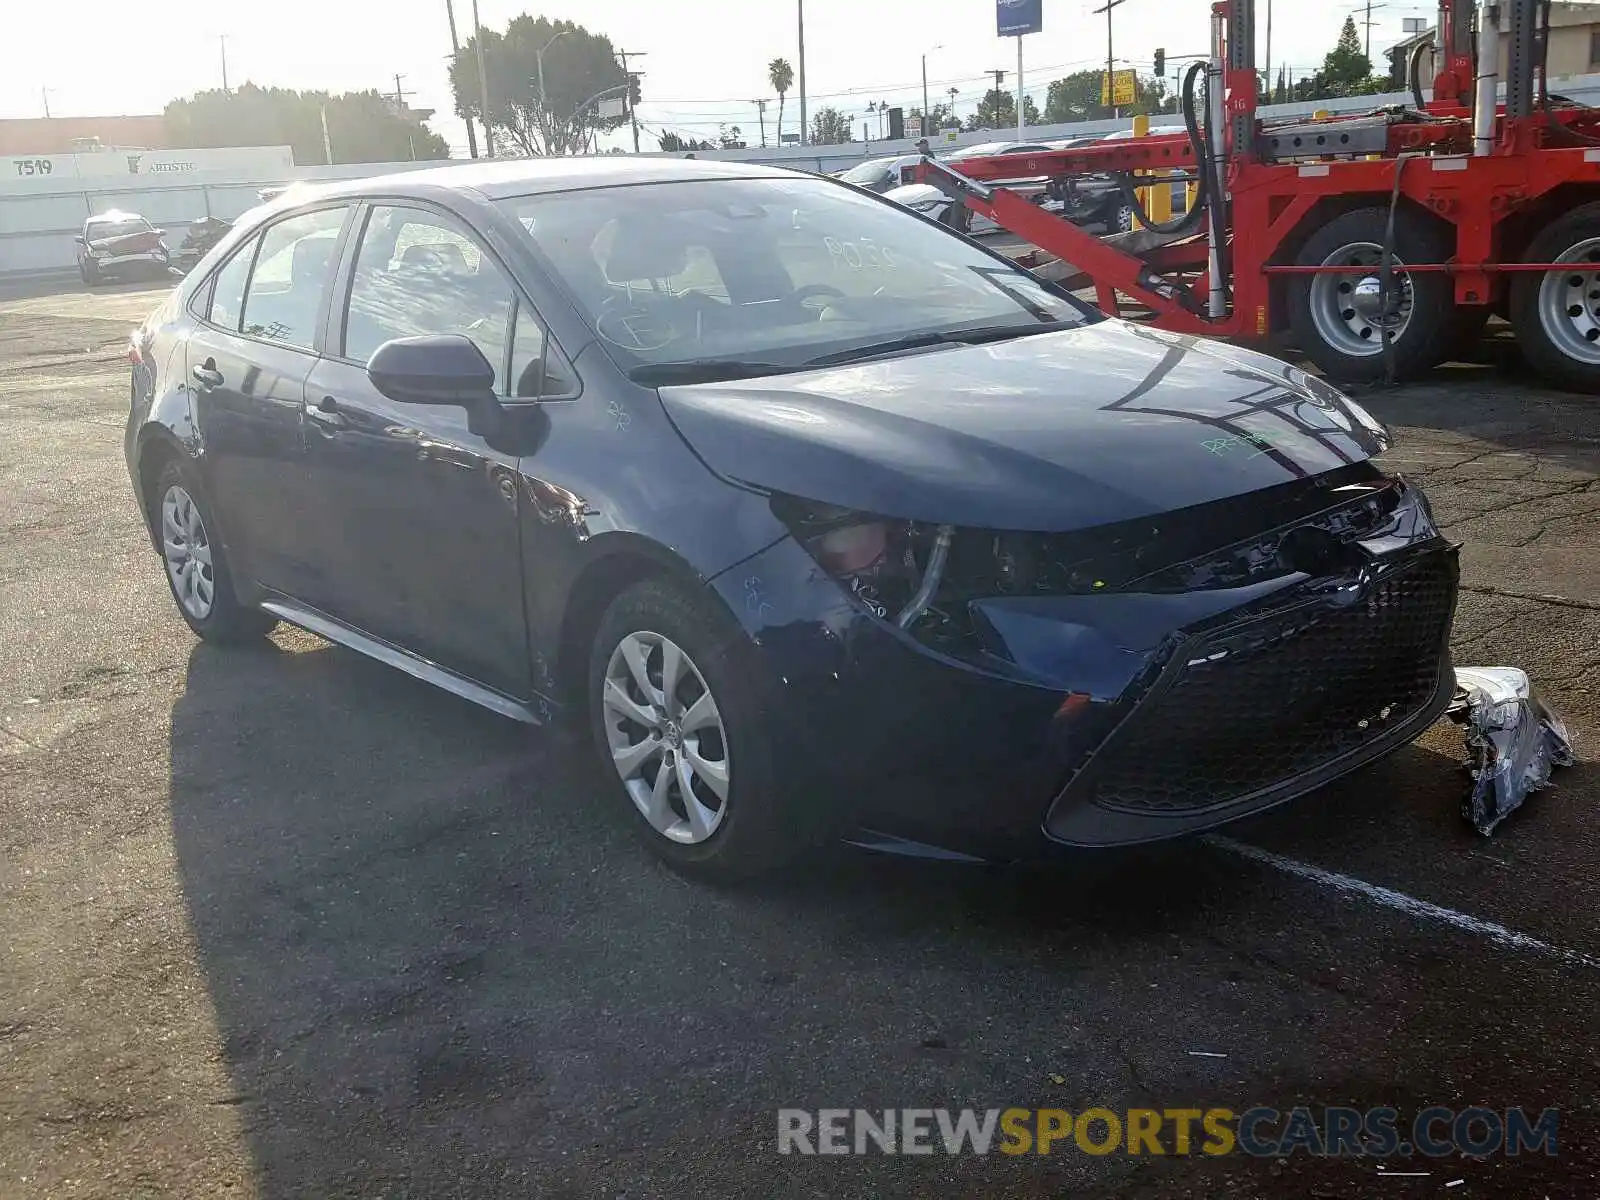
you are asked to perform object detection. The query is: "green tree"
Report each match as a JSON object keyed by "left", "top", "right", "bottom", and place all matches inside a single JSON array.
[
  {"left": 164, "top": 84, "right": 449, "bottom": 164},
  {"left": 963, "top": 89, "right": 1040, "bottom": 132},
  {"left": 906, "top": 101, "right": 958, "bottom": 133},
  {"left": 718, "top": 123, "right": 747, "bottom": 149},
  {"left": 1043, "top": 69, "right": 1111, "bottom": 123},
  {"left": 1322, "top": 16, "right": 1373, "bottom": 91},
  {"left": 768, "top": 58, "right": 794, "bottom": 144},
  {"left": 449, "top": 15, "right": 629, "bottom": 156},
  {"left": 658, "top": 131, "right": 714, "bottom": 152},
  {"left": 809, "top": 106, "right": 853, "bottom": 145}
]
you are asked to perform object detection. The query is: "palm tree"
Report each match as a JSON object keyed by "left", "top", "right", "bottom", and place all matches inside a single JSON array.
[{"left": 768, "top": 57, "right": 794, "bottom": 144}]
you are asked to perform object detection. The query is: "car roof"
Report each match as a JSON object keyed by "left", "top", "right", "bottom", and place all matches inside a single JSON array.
[
  {"left": 86, "top": 210, "right": 145, "bottom": 224},
  {"left": 303, "top": 154, "right": 796, "bottom": 203}
]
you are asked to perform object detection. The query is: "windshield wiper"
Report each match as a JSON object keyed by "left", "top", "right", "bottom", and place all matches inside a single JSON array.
[
  {"left": 628, "top": 360, "right": 796, "bottom": 386},
  {"left": 802, "top": 321, "right": 1065, "bottom": 368}
]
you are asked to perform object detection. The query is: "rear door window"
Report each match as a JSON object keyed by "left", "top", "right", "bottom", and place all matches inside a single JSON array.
[
  {"left": 206, "top": 237, "right": 258, "bottom": 332},
  {"left": 238, "top": 206, "right": 350, "bottom": 351}
]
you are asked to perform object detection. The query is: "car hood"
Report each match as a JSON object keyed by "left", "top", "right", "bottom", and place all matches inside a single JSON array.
[{"left": 657, "top": 321, "right": 1391, "bottom": 532}]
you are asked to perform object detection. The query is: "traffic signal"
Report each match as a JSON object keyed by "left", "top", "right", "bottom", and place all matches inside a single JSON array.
[
  {"left": 628, "top": 73, "right": 642, "bottom": 107},
  {"left": 1154, "top": 48, "right": 1165, "bottom": 77}
]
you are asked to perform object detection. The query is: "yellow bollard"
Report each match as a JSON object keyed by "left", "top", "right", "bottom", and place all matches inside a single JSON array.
[{"left": 1131, "top": 114, "right": 1150, "bottom": 230}]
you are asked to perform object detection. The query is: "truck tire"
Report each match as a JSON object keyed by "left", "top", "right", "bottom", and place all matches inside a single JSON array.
[
  {"left": 1286, "top": 206, "right": 1456, "bottom": 383},
  {"left": 1509, "top": 201, "right": 1600, "bottom": 393}
]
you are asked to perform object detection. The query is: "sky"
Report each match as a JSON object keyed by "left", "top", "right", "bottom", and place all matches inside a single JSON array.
[{"left": 4, "top": 0, "right": 1441, "bottom": 156}]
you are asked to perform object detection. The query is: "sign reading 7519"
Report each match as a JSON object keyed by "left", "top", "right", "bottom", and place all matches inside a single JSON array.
[{"left": 12, "top": 159, "right": 54, "bottom": 176}]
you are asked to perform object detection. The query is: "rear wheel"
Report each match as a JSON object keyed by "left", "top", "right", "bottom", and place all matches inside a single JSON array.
[
  {"left": 1509, "top": 201, "right": 1600, "bottom": 393},
  {"left": 1287, "top": 206, "right": 1456, "bottom": 383},
  {"left": 151, "top": 460, "right": 275, "bottom": 643},
  {"left": 587, "top": 579, "right": 799, "bottom": 879}
]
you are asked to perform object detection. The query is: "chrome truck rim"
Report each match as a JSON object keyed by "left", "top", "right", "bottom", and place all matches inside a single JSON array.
[
  {"left": 602, "top": 631, "right": 730, "bottom": 844},
  {"left": 1308, "top": 241, "right": 1415, "bottom": 358},
  {"left": 1536, "top": 235, "right": 1600, "bottom": 366}
]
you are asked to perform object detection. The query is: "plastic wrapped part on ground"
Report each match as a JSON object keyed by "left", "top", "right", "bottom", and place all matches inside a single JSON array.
[{"left": 1448, "top": 667, "right": 1576, "bottom": 836}]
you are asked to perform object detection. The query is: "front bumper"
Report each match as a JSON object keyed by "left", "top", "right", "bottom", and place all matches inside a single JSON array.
[{"left": 711, "top": 526, "right": 1459, "bottom": 860}]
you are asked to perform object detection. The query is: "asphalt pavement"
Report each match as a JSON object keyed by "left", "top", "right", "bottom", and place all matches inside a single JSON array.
[{"left": 1, "top": 281, "right": 1598, "bottom": 1198}]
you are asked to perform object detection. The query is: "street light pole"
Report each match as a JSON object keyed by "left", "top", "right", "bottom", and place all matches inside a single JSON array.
[
  {"left": 536, "top": 30, "right": 570, "bottom": 111},
  {"left": 921, "top": 43, "right": 942, "bottom": 137}
]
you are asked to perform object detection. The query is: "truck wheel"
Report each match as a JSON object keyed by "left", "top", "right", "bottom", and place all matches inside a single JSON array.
[
  {"left": 1509, "top": 201, "right": 1600, "bottom": 393},
  {"left": 1287, "top": 206, "right": 1455, "bottom": 383}
]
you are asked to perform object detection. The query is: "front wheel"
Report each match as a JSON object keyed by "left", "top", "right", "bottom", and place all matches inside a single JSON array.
[
  {"left": 587, "top": 578, "right": 799, "bottom": 879},
  {"left": 79, "top": 259, "right": 99, "bottom": 286},
  {"left": 1509, "top": 201, "right": 1600, "bottom": 393}
]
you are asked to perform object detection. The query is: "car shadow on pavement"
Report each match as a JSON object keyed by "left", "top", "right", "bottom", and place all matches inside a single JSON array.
[{"left": 166, "top": 634, "right": 1579, "bottom": 1196}]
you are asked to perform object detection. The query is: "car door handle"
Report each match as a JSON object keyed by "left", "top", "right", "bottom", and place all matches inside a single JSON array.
[
  {"left": 306, "top": 396, "right": 348, "bottom": 431},
  {"left": 191, "top": 362, "right": 223, "bottom": 389}
]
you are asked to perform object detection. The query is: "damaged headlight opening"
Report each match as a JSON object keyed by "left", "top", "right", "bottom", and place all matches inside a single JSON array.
[{"left": 773, "top": 468, "right": 1429, "bottom": 661}]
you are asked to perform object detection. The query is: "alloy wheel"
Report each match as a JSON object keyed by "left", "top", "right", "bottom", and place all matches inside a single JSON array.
[
  {"left": 1307, "top": 240, "right": 1415, "bottom": 358},
  {"left": 1535, "top": 235, "right": 1600, "bottom": 366},
  {"left": 160, "top": 485, "right": 216, "bottom": 620},
  {"left": 601, "top": 631, "right": 730, "bottom": 845}
]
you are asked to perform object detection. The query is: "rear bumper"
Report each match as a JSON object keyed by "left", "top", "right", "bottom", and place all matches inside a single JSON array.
[{"left": 711, "top": 532, "right": 1460, "bottom": 861}]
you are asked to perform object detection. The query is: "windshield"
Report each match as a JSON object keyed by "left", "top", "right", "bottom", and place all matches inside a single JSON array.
[{"left": 497, "top": 176, "right": 1095, "bottom": 380}]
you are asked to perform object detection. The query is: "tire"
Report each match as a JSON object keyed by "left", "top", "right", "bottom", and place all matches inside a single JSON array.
[
  {"left": 80, "top": 259, "right": 99, "bottom": 286},
  {"left": 1115, "top": 202, "right": 1134, "bottom": 233},
  {"left": 587, "top": 578, "right": 797, "bottom": 879},
  {"left": 150, "top": 460, "right": 276, "bottom": 643},
  {"left": 1287, "top": 206, "right": 1456, "bottom": 383},
  {"left": 1509, "top": 200, "right": 1600, "bottom": 393}
]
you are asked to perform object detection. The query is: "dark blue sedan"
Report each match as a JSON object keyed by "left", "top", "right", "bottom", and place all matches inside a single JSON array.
[{"left": 124, "top": 157, "right": 1458, "bottom": 878}]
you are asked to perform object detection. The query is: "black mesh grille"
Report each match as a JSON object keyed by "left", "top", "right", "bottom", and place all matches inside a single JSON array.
[{"left": 1082, "top": 556, "right": 1457, "bottom": 815}]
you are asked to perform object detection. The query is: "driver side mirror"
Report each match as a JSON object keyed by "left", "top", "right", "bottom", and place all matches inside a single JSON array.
[
  {"left": 367, "top": 334, "right": 497, "bottom": 407},
  {"left": 74, "top": 235, "right": 86, "bottom": 246}
]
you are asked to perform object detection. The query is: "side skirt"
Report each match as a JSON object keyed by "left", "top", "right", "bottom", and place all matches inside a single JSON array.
[{"left": 259, "top": 599, "right": 544, "bottom": 726}]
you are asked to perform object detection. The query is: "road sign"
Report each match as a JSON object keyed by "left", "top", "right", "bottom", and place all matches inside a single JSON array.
[
  {"left": 1101, "top": 69, "right": 1138, "bottom": 107},
  {"left": 597, "top": 96, "right": 627, "bottom": 119},
  {"left": 996, "top": 0, "right": 1043, "bottom": 37}
]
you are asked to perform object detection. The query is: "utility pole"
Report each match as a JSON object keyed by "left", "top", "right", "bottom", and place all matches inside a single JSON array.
[
  {"left": 797, "top": 0, "right": 808, "bottom": 145},
  {"left": 1091, "top": 0, "right": 1127, "bottom": 118},
  {"left": 393, "top": 73, "right": 407, "bottom": 113},
  {"left": 443, "top": 0, "right": 479, "bottom": 157},
  {"left": 1264, "top": 0, "right": 1272, "bottom": 109},
  {"left": 617, "top": 49, "right": 646, "bottom": 154},
  {"left": 1353, "top": 1, "right": 1389, "bottom": 62},
  {"left": 41, "top": 87, "right": 52, "bottom": 119},
  {"left": 219, "top": 34, "right": 230, "bottom": 93},
  {"left": 471, "top": 0, "right": 494, "bottom": 156},
  {"left": 753, "top": 98, "right": 769, "bottom": 147}
]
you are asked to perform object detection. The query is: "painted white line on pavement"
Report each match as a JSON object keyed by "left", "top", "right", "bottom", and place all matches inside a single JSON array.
[{"left": 1202, "top": 836, "right": 1600, "bottom": 970}]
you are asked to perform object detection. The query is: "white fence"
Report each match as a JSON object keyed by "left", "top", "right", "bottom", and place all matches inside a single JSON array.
[{"left": 6, "top": 72, "right": 1600, "bottom": 279}]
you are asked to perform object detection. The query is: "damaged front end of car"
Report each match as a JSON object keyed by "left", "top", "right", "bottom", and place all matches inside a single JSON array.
[{"left": 735, "top": 463, "right": 1460, "bottom": 853}]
